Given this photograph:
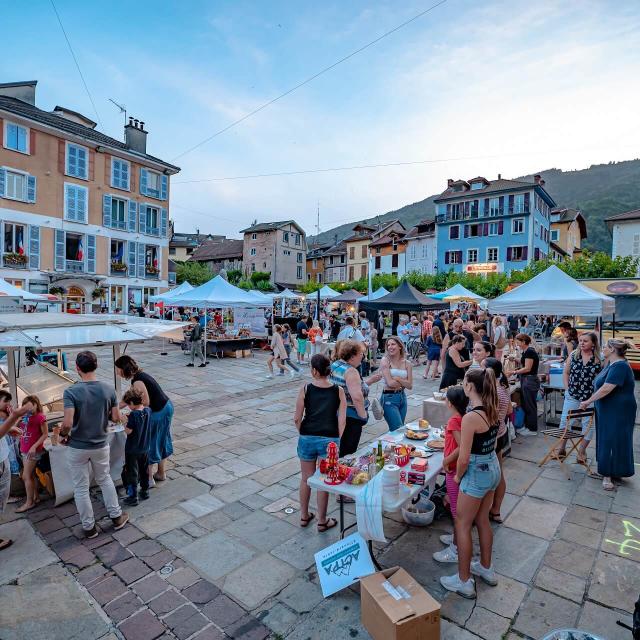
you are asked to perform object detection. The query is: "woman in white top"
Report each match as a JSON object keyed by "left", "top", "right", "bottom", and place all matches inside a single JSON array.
[
  {"left": 379, "top": 336, "right": 413, "bottom": 431},
  {"left": 492, "top": 316, "right": 507, "bottom": 363}
]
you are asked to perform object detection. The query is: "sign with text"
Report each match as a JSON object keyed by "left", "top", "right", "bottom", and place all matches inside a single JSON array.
[
  {"left": 0, "top": 297, "right": 21, "bottom": 314},
  {"left": 232, "top": 307, "right": 267, "bottom": 336},
  {"left": 315, "top": 532, "right": 376, "bottom": 597},
  {"left": 464, "top": 262, "right": 502, "bottom": 274}
]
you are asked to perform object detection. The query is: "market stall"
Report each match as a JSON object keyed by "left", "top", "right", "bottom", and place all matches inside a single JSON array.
[
  {"left": 357, "top": 286, "right": 389, "bottom": 302},
  {"left": 431, "top": 283, "right": 487, "bottom": 307},
  {"left": 148, "top": 281, "right": 194, "bottom": 304}
]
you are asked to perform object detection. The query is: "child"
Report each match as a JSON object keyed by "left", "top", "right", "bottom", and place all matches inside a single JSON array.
[
  {"left": 307, "top": 320, "right": 324, "bottom": 357},
  {"left": 433, "top": 386, "right": 469, "bottom": 564},
  {"left": 121, "top": 388, "right": 151, "bottom": 506},
  {"left": 423, "top": 325, "right": 443, "bottom": 379},
  {"left": 16, "top": 395, "right": 47, "bottom": 513}
]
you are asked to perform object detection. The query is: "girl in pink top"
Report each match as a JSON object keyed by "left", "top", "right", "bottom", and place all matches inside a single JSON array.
[{"left": 17, "top": 395, "right": 47, "bottom": 513}]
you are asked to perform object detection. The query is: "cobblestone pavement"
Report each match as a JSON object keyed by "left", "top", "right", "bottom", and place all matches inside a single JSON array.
[{"left": 1, "top": 341, "right": 638, "bottom": 639}]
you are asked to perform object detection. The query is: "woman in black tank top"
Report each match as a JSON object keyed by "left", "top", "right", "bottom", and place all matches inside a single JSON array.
[
  {"left": 439, "top": 368, "right": 502, "bottom": 600},
  {"left": 439, "top": 335, "right": 472, "bottom": 390},
  {"left": 294, "top": 354, "right": 346, "bottom": 533}
]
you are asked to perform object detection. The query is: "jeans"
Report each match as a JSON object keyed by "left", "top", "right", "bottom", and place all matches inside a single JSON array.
[
  {"left": 520, "top": 375, "right": 540, "bottom": 431},
  {"left": 559, "top": 394, "right": 592, "bottom": 441},
  {"left": 297, "top": 435, "right": 340, "bottom": 461},
  {"left": 382, "top": 391, "right": 407, "bottom": 431},
  {"left": 310, "top": 341, "right": 323, "bottom": 356},
  {"left": 122, "top": 452, "right": 150, "bottom": 495},
  {"left": 68, "top": 445, "right": 122, "bottom": 530},
  {"left": 190, "top": 340, "right": 205, "bottom": 364},
  {"left": 282, "top": 358, "right": 300, "bottom": 372}
]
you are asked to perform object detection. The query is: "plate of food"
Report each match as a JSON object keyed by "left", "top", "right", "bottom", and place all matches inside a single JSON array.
[
  {"left": 406, "top": 429, "right": 429, "bottom": 441},
  {"left": 409, "top": 447, "right": 434, "bottom": 458},
  {"left": 404, "top": 419, "right": 430, "bottom": 432},
  {"left": 426, "top": 438, "right": 445, "bottom": 450}
]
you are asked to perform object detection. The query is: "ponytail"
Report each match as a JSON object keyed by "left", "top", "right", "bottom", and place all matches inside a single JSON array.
[{"left": 465, "top": 368, "right": 498, "bottom": 426}]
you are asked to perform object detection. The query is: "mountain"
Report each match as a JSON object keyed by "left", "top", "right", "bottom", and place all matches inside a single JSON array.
[{"left": 309, "top": 159, "right": 640, "bottom": 253}]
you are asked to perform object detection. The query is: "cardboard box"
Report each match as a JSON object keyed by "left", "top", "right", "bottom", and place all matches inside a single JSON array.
[{"left": 361, "top": 567, "right": 440, "bottom": 640}]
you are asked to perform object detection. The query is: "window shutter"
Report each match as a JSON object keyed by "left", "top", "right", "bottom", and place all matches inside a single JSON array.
[
  {"left": 524, "top": 192, "right": 530, "bottom": 211},
  {"left": 77, "top": 187, "right": 87, "bottom": 222},
  {"left": 104, "top": 154, "right": 111, "bottom": 184},
  {"left": 26, "top": 176, "right": 36, "bottom": 203},
  {"left": 498, "top": 196, "right": 504, "bottom": 213},
  {"left": 87, "top": 234, "right": 96, "bottom": 273},
  {"left": 140, "top": 168, "right": 148, "bottom": 196},
  {"left": 112, "top": 159, "right": 120, "bottom": 188},
  {"left": 130, "top": 165, "right": 136, "bottom": 192},
  {"left": 0, "top": 168, "right": 6, "bottom": 197},
  {"left": 506, "top": 247, "right": 513, "bottom": 261},
  {"left": 65, "top": 185, "right": 77, "bottom": 221},
  {"left": 508, "top": 194, "right": 514, "bottom": 214},
  {"left": 498, "top": 220, "right": 504, "bottom": 234},
  {"left": 89, "top": 150, "right": 95, "bottom": 181},
  {"left": 78, "top": 147, "right": 87, "bottom": 178},
  {"left": 29, "top": 225, "right": 40, "bottom": 269},
  {"left": 139, "top": 204, "right": 147, "bottom": 234},
  {"left": 464, "top": 225, "right": 469, "bottom": 238},
  {"left": 483, "top": 223, "right": 489, "bottom": 236},
  {"left": 457, "top": 251, "right": 463, "bottom": 263},
  {"left": 137, "top": 243, "right": 146, "bottom": 278},
  {"left": 473, "top": 199, "right": 479, "bottom": 216},
  {"left": 483, "top": 198, "right": 489, "bottom": 215},
  {"left": 29, "top": 130, "right": 36, "bottom": 155},
  {"left": 522, "top": 246, "right": 528, "bottom": 260},
  {"left": 160, "top": 208, "right": 168, "bottom": 237},
  {"left": 128, "top": 200, "right": 137, "bottom": 232},
  {"left": 122, "top": 161, "right": 130, "bottom": 190},
  {"left": 534, "top": 247, "right": 540, "bottom": 260},
  {"left": 464, "top": 201, "right": 469, "bottom": 217},
  {"left": 160, "top": 175, "right": 168, "bottom": 200},
  {"left": 444, "top": 252, "right": 450, "bottom": 265},
  {"left": 103, "top": 194, "right": 112, "bottom": 227},
  {"left": 58, "top": 140, "right": 65, "bottom": 174},
  {"left": 446, "top": 204, "right": 451, "bottom": 215},
  {"left": 55, "top": 230, "right": 65, "bottom": 271},
  {"left": 128, "top": 241, "right": 137, "bottom": 273}
]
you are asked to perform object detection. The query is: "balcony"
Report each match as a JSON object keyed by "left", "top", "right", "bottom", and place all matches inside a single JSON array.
[
  {"left": 110, "top": 262, "right": 128, "bottom": 276},
  {"left": 147, "top": 227, "right": 160, "bottom": 236},
  {"left": 145, "top": 267, "right": 160, "bottom": 279},
  {"left": 436, "top": 206, "right": 529, "bottom": 223},
  {"left": 65, "top": 260, "right": 85, "bottom": 272},
  {"left": 2, "top": 253, "right": 28, "bottom": 269}
]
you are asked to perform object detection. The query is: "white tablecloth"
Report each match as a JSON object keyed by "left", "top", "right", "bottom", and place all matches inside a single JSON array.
[{"left": 422, "top": 398, "right": 450, "bottom": 428}]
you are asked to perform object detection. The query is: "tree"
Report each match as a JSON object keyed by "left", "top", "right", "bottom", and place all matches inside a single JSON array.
[
  {"left": 226, "top": 269, "right": 242, "bottom": 285},
  {"left": 175, "top": 261, "right": 214, "bottom": 286}
]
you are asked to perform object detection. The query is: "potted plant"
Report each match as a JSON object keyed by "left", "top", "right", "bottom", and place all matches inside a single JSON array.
[
  {"left": 145, "top": 265, "right": 160, "bottom": 275},
  {"left": 92, "top": 287, "right": 107, "bottom": 301},
  {"left": 3, "top": 252, "right": 28, "bottom": 266},
  {"left": 111, "top": 261, "right": 127, "bottom": 273},
  {"left": 49, "top": 286, "right": 65, "bottom": 297}
]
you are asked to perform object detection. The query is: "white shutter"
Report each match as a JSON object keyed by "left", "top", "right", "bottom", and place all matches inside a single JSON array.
[
  {"left": 29, "top": 226, "right": 40, "bottom": 270},
  {"left": 103, "top": 194, "right": 112, "bottom": 227}
]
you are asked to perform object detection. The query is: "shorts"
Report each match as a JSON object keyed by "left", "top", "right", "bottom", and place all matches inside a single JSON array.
[
  {"left": 297, "top": 339, "right": 307, "bottom": 354},
  {"left": 297, "top": 435, "right": 340, "bottom": 461},
  {"left": 495, "top": 432, "right": 509, "bottom": 454},
  {"left": 21, "top": 450, "right": 44, "bottom": 462},
  {"left": 459, "top": 453, "right": 500, "bottom": 499}
]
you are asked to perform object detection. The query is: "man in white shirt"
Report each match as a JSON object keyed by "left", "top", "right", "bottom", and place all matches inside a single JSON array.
[
  {"left": 358, "top": 311, "right": 371, "bottom": 340},
  {"left": 337, "top": 316, "right": 366, "bottom": 343},
  {"left": 397, "top": 316, "right": 411, "bottom": 345}
]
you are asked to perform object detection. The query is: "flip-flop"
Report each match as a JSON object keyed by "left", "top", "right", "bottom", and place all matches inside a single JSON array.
[
  {"left": 489, "top": 512, "right": 503, "bottom": 524},
  {"left": 300, "top": 513, "right": 315, "bottom": 528},
  {"left": 317, "top": 518, "right": 338, "bottom": 532},
  {"left": 15, "top": 503, "right": 37, "bottom": 513},
  {"left": 0, "top": 538, "right": 13, "bottom": 551}
]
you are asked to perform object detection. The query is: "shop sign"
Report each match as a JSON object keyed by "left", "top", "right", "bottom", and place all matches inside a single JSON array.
[{"left": 464, "top": 263, "right": 502, "bottom": 274}]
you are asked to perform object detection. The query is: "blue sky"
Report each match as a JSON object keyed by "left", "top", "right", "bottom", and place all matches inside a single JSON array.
[{"left": 3, "top": 0, "right": 640, "bottom": 238}]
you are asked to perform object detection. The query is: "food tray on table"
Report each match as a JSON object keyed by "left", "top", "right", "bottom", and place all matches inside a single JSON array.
[{"left": 404, "top": 419, "right": 431, "bottom": 432}]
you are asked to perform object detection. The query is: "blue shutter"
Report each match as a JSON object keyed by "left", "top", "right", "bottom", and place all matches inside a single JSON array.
[
  {"left": 29, "top": 225, "right": 40, "bottom": 269},
  {"left": 0, "top": 168, "right": 5, "bottom": 196},
  {"left": 128, "top": 241, "right": 137, "bottom": 274},
  {"left": 522, "top": 246, "right": 528, "bottom": 261},
  {"left": 498, "top": 196, "right": 504, "bottom": 214},
  {"left": 87, "top": 234, "right": 96, "bottom": 273},
  {"left": 27, "top": 176, "right": 36, "bottom": 203},
  {"left": 103, "top": 194, "right": 112, "bottom": 227},
  {"left": 508, "top": 194, "right": 514, "bottom": 214},
  {"left": 464, "top": 225, "right": 469, "bottom": 238},
  {"left": 160, "top": 174, "right": 168, "bottom": 200},
  {"left": 160, "top": 208, "right": 168, "bottom": 237},
  {"left": 122, "top": 161, "right": 130, "bottom": 190},
  {"left": 55, "top": 230, "right": 65, "bottom": 271},
  {"left": 128, "top": 200, "right": 137, "bottom": 232},
  {"left": 140, "top": 168, "right": 148, "bottom": 196},
  {"left": 77, "top": 187, "right": 87, "bottom": 222},
  {"left": 506, "top": 247, "right": 513, "bottom": 261},
  {"left": 67, "top": 144, "right": 76, "bottom": 175},
  {"left": 498, "top": 221, "right": 504, "bottom": 234},
  {"left": 444, "top": 252, "right": 450, "bottom": 265},
  {"left": 77, "top": 146, "right": 87, "bottom": 178},
  {"left": 137, "top": 243, "right": 146, "bottom": 278},
  {"left": 112, "top": 159, "right": 119, "bottom": 187},
  {"left": 139, "top": 204, "right": 147, "bottom": 234},
  {"left": 524, "top": 192, "right": 530, "bottom": 212},
  {"left": 65, "top": 185, "right": 77, "bottom": 221}
]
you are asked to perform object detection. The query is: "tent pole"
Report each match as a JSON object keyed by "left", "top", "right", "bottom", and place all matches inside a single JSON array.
[
  {"left": 113, "top": 344, "right": 122, "bottom": 396},
  {"left": 7, "top": 348, "right": 18, "bottom": 402},
  {"left": 316, "top": 289, "right": 320, "bottom": 322},
  {"left": 612, "top": 313, "right": 616, "bottom": 339}
]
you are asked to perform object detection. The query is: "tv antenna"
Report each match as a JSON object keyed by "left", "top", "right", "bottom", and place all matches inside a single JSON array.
[{"left": 108, "top": 98, "right": 127, "bottom": 131}]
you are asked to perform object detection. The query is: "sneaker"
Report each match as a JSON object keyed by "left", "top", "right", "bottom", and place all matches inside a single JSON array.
[
  {"left": 266, "top": 374, "right": 273, "bottom": 379},
  {"left": 123, "top": 496, "right": 138, "bottom": 506},
  {"left": 148, "top": 476, "right": 156, "bottom": 488},
  {"left": 186, "top": 363, "right": 194, "bottom": 367},
  {"left": 139, "top": 490, "right": 150, "bottom": 501},
  {"left": 517, "top": 428, "right": 537, "bottom": 437},
  {"left": 112, "top": 512, "right": 129, "bottom": 531},
  {"left": 433, "top": 544, "right": 458, "bottom": 564},
  {"left": 439, "top": 573, "right": 476, "bottom": 599},
  {"left": 440, "top": 533, "right": 454, "bottom": 546},
  {"left": 83, "top": 526, "right": 99, "bottom": 539},
  {"left": 198, "top": 363, "right": 207, "bottom": 367},
  {"left": 471, "top": 560, "right": 498, "bottom": 586}
]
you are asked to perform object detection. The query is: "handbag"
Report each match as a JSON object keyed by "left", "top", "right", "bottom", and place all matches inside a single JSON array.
[{"left": 369, "top": 378, "right": 384, "bottom": 421}]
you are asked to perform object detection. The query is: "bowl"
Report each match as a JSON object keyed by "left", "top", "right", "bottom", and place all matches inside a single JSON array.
[
  {"left": 401, "top": 498, "right": 435, "bottom": 526},
  {"left": 433, "top": 391, "right": 446, "bottom": 401}
]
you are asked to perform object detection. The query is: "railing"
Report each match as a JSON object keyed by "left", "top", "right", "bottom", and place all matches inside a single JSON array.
[
  {"left": 145, "top": 268, "right": 160, "bottom": 279},
  {"left": 2, "top": 254, "right": 28, "bottom": 268},
  {"left": 436, "top": 206, "right": 530, "bottom": 223},
  {"left": 111, "top": 220, "right": 127, "bottom": 231},
  {"left": 65, "top": 260, "right": 85, "bottom": 272},
  {"left": 147, "top": 227, "right": 160, "bottom": 236},
  {"left": 110, "top": 264, "right": 128, "bottom": 276}
]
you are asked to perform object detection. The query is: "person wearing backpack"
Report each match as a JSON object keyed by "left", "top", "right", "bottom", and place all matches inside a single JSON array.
[{"left": 492, "top": 316, "right": 507, "bottom": 362}]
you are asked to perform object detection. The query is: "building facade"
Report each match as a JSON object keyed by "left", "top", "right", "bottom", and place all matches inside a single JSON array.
[
  {"left": 189, "top": 238, "right": 243, "bottom": 275},
  {"left": 606, "top": 209, "right": 640, "bottom": 275},
  {"left": 404, "top": 220, "right": 436, "bottom": 274},
  {"left": 344, "top": 223, "right": 377, "bottom": 281},
  {"left": 0, "top": 80, "right": 179, "bottom": 311},
  {"left": 169, "top": 224, "right": 219, "bottom": 262},
  {"left": 306, "top": 243, "right": 329, "bottom": 284},
  {"left": 370, "top": 224, "right": 407, "bottom": 278},
  {"left": 550, "top": 208, "right": 586, "bottom": 258},
  {"left": 323, "top": 241, "right": 347, "bottom": 283},
  {"left": 241, "top": 220, "right": 306, "bottom": 288},
  {"left": 434, "top": 174, "right": 556, "bottom": 275}
]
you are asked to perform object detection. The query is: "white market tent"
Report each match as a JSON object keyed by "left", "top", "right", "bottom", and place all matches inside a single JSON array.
[
  {"left": 169, "top": 275, "right": 271, "bottom": 308},
  {"left": 488, "top": 265, "right": 615, "bottom": 316},
  {"left": 274, "top": 288, "right": 301, "bottom": 300},
  {"left": 317, "top": 284, "right": 340, "bottom": 299},
  {"left": 0, "top": 277, "right": 52, "bottom": 302},
  {"left": 148, "top": 281, "right": 194, "bottom": 303},
  {"left": 432, "top": 283, "right": 486, "bottom": 303},
  {"left": 358, "top": 286, "right": 389, "bottom": 302},
  {"left": 248, "top": 290, "right": 275, "bottom": 303}
]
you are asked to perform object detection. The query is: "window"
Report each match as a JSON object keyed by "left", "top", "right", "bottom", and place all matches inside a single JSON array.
[
  {"left": 509, "top": 246, "right": 527, "bottom": 261},
  {"left": 64, "top": 183, "right": 88, "bottom": 222},
  {"left": 4, "top": 169, "right": 27, "bottom": 201},
  {"left": 468, "top": 224, "right": 481, "bottom": 238},
  {"left": 251, "top": 263, "right": 256, "bottom": 272},
  {"left": 296, "top": 266, "right": 303, "bottom": 279},
  {"left": 375, "top": 246, "right": 381, "bottom": 254},
  {"left": 633, "top": 234, "right": 640, "bottom": 255},
  {"left": 297, "top": 252, "right": 303, "bottom": 263},
  {"left": 283, "top": 249, "right": 291, "bottom": 256},
  {"left": 65, "top": 232, "right": 84, "bottom": 262},
  {"left": 111, "top": 158, "right": 130, "bottom": 190},
  {"left": 449, "top": 225, "right": 460, "bottom": 240},
  {"left": 349, "top": 246, "right": 355, "bottom": 260},
  {"left": 250, "top": 248, "right": 256, "bottom": 256},
  {"left": 145, "top": 246, "right": 159, "bottom": 274},
  {"left": 329, "top": 256, "right": 334, "bottom": 266},
  {"left": 487, "top": 247, "right": 499, "bottom": 262},
  {"left": 4, "top": 122, "right": 28, "bottom": 153},
  {"left": 410, "top": 243, "right": 416, "bottom": 259},
  {"left": 169, "top": 246, "right": 176, "bottom": 255},
  {"left": 316, "top": 273, "right": 322, "bottom": 283},
  {"left": 110, "top": 239, "right": 126, "bottom": 270},
  {"left": 251, "top": 233, "right": 257, "bottom": 240},
  {"left": 312, "top": 258, "right": 317, "bottom": 269},
  {"left": 467, "top": 249, "right": 479, "bottom": 263},
  {"left": 514, "top": 194, "right": 525, "bottom": 214},
  {"left": 421, "top": 243, "right": 428, "bottom": 258},
  {"left": 512, "top": 218, "right": 524, "bottom": 234},
  {"left": 392, "top": 239, "right": 398, "bottom": 251},
  {"left": 146, "top": 170, "right": 160, "bottom": 194},
  {"left": 360, "top": 264, "right": 367, "bottom": 278},
  {"left": 445, "top": 250, "right": 462, "bottom": 264},
  {"left": 374, "top": 256, "right": 381, "bottom": 269},
  {"left": 488, "top": 222, "right": 499, "bottom": 236},
  {"left": 489, "top": 198, "right": 500, "bottom": 216},
  {"left": 110, "top": 197, "right": 127, "bottom": 229},
  {"left": 66, "top": 143, "right": 88, "bottom": 179},
  {"left": 349, "top": 266, "right": 355, "bottom": 280},
  {"left": 391, "top": 254, "right": 399, "bottom": 268},
  {"left": 361, "top": 245, "right": 367, "bottom": 258},
  {"left": 146, "top": 206, "right": 159, "bottom": 234},
  {"left": 471, "top": 182, "right": 484, "bottom": 190},
  {"left": 283, "top": 231, "right": 289, "bottom": 243},
  {"left": 550, "top": 229, "right": 559, "bottom": 242},
  {"left": 3, "top": 223, "right": 26, "bottom": 255},
  {"left": 294, "top": 233, "right": 301, "bottom": 245}
]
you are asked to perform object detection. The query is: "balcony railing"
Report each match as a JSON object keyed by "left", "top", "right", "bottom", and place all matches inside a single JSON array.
[
  {"left": 110, "top": 263, "right": 128, "bottom": 276},
  {"left": 145, "top": 268, "right": 160, "bottom": 279},
  {"left": 2, "top": 254, "right": 28, "bottom": 269},
  {"left": 147, "top": 227, "right": 160, "bottom": 236},
  {"left": 65, "top": 260, "right": 85, "bottom": 272},
  {"left": 436, "top": 206, "right": 530, "bottom": 223}
]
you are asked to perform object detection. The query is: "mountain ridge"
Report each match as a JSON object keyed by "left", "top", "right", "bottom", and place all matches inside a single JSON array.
[{"left": 309, "top": 159, "right": 640, "bottom": 253}]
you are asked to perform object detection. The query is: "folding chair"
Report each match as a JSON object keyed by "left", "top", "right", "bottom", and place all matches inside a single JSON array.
[{"left": 538, "top": 408, "right": 594, "bottom": 478}]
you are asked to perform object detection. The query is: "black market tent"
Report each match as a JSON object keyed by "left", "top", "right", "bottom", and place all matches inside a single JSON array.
[
  {"left": 358, "top": 280, "right": 449, "bottom": 312},
  {"left": 328, "top": 289, "right": 365, "bottom": 303}
]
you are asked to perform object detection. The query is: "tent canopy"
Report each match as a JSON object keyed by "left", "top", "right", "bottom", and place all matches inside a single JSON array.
[
  {"left": 273, "top": 288, "right": 301, "bottom": 300},
  {"left": 168, "top": 275, "right": 271, "bottom": 307},
  {"left": 149, "top": 281, "right": 193, "bottom": 303},
  {"left": 328, "top": 289, "right": 364, "bottom": 303},
  {"left": 432, "top": 283, "right": 486, "bottom": 302},
  {"left": 317, "top": 284, "right": 340, "bottom": 299},
  {"left": 357, "top": 287, "right": 389, "bottom": 302},
  {"left": 488, "top": 265, "right": 616, "bottom": 316},
  {"left": 358, "top": 280, "right": 449, "bottom": 312},
  {"left": 0, "top": 278, "right": 52, "bottom": 302}
]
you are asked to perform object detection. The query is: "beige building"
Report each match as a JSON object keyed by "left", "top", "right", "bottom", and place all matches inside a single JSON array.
[
  {"left": 345, "top": 223, "right": 377, "bottom": 281},
  {"left": 169, "top": 224, "right": 219, "bottom": 262},
  {"left": 606, "top": 209, "right": 640, "bottom": 275},
  {"left": 550, "top": 208, "right": 587, "bottom": 258},
  {"left": 0, "top": 80, "right": 179, "bottom": 311},
  {"left": 241, "top": 220, "right": 306, "bottom": 288},
  {"left": 323, "top": 241, "right": 347, "bottom": 283}
]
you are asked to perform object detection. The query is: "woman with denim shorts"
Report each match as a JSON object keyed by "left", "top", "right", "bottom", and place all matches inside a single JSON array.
[
  {"left": 379, "top": 336, "right": 413, "bottom": 431},
  {"left": 440, "top": 367, "right": 501, "bottom": 599},
  {"left": 294, "top": 354, "right": 346, "bottom": 532}
]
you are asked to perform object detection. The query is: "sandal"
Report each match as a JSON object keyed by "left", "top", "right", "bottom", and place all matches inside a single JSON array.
[
  {"left": 153, "top": 474, "right": 166, "bottom": 482},
  {"left": 300, "top": 513, "right": 315, "bottom": 528},
  {"left": 489, "top": 512, "right": 503, "bottom": 524},
  {"left": 557, "top": 451, "right": 567, "bottom": 460},
  {"left": 602, "top": 478, "right": 614, "bottom": 491},
  {"left": 0, "top": 538, "right": 13, "bottom": 551},
  {"left": 576, "top": 453, "right": 587, "bottom": 465},
  {"left": 317, "top": 517, "right": 338, "bottom": 532}
]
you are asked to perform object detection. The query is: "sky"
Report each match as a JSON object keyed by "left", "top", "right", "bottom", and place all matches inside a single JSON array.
[{"left": 3, "top": 0, "right": 640, "bottom": 239}]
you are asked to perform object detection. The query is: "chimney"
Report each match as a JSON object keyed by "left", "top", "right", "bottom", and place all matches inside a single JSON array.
[
  {"left": 0, "top": 80, "right": 37, "bottom": 105},
  {"left": 534, "top": 174, "right": 542, "bottom": 184},
  {"left": 333, "top": 233, "right": 338, "bottom": 246},
  {"left": 497, "top": 173, "right": 501, "bottom": 180},
  {"left": 125, "top": 116, "right": 148, "bottom": 154},
  {"left": 447, "top": 179, "right": 454, "bottom": 187}
]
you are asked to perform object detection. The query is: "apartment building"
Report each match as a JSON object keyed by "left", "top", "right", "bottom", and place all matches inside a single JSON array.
[
  {"left": 550, "top": 208, "right": 587, "bottom": 258},
  {"left": 306, "top": 243, "right": 330, "bottom": 284},
  {"left": 189, "top": 238, "right": 243, "bottom": 275},
  {"left": 344, "top": 223, "right": 377, "bottom": 281},
  {"left": 434, "top": 174, "right": 556, "bottom": 274},
  {"left": 370, "top": 223, "right": 407, "bottom": 278},
  {"left": 323, "top": 241, "right": 347, "bottom": 283},
  {"left": 405, "top": 219, "right": 436, "bottom": 274},
  {"left": 606, "top": 209, "right": 640, "bottom": 275},
  {"left": 241, "top": 220, "right": 306, "bottom": 288},
  {"left": 0, "top": 80, "right": 179, "bottom": 311}
]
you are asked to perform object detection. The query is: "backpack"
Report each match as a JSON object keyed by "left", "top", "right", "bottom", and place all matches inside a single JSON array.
[{"left": 494, "top": 326, "right": 507, "bottom": 350}]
